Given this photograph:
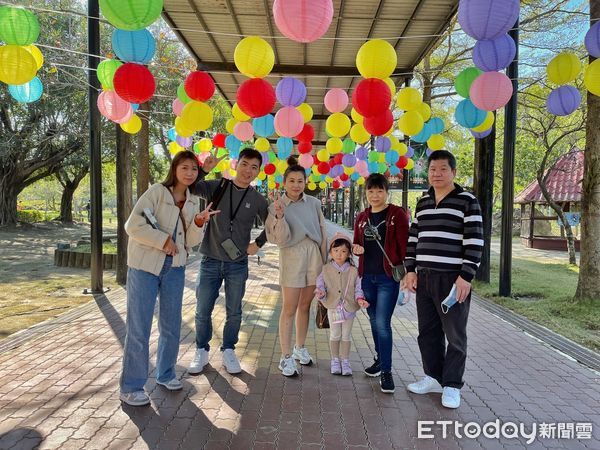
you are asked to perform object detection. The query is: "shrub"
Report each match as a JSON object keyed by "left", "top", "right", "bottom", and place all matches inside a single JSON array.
[{"left": 17, "top": 209, "right": 44, "bottom": 223}]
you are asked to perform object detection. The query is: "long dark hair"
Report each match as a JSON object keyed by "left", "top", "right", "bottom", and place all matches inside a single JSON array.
[
  {"left": 162, "top": 151, "right": 200, "bottom": 190},
  {"left": 284, "top": 156, "right": 306, "bottom": 181}
]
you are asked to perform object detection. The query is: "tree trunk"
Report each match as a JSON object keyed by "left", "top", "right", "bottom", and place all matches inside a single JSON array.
[
  {"left": 116, "top": 125, "right": 133, "bottom": 285},
  {"left": 57, "top": 185, "right": 76, "bottom": 223},
  {"left": 137, "top": 101, "right": 150, "bottom": 198},
  {"left": 575, "top": 0, "right": 600, "bottom": 300},
  {"left": 0, "top": 174, "right": 20, "bottom": 226}
]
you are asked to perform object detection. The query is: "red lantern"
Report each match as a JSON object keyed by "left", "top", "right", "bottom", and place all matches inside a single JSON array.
[
  {"left": 317, "top": 161, "right": 330, "bottom": 174},
  {"left": 328, "top": 158, "right": 336, "bottom": 168},
  {"left": 264, "top": 163, "right": 276, "bottom": 175},
  {"left": 236, "top": 78, "right": 276, "bottom": 118},
  {"left": 296, "top": 123, "right": 314, "bottom": 142},
  {"left": 351, "top": 78, "right": 390, "bottom": 118},
  {"left": 298, "top": 141, "right": 313, "bottom": 154},
  {"left": 340, "top": 173, "right": 349, "bottom": 181},
  {"left": 332, "top": 180, "right": 341, "bottom": 189},
  {"left": 396, "top": 156, "right": 408, "bottom": 169},
  {"left": 184, "top": 71, "right": 215, "bottom": 102},
  {"left": 212, "top": 133, "right": 226, "bottom": 148},
  {"left": 363, "top": 109, "right": 393, "bottom": 136},
  {"left": 334, "top": 153, "right": 344, "bottom": 165},
  {"left": 113, "top": 63, "right": 155, "bottom": 104}
]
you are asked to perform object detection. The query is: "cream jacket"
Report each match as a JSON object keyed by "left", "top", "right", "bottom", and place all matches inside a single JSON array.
[{"left": 125, "top": 183, "right": 205, "bottom": 275}]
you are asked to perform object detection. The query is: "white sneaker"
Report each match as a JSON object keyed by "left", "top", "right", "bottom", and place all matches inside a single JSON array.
[
  {"left": 188, "top": 348, "right": 209, "bottom": 374},
  {"left": 278, "top": 356, "right": 299, "bottom": 377},
  {"left": 222, "top": 349, "right": 242, "bottom": 374},
  {"left": 120, "top": 391, "right": 150, "bottom": 406},
  {"left": 292, "top": 345, "right": 313, "bottom": 365},
  {"left": 407, "top": 376, "right": 443, "bottom": 394},
  {"left": 156, "top": 378, "right": 183, "bottom": 391},
  {"left": 442, "top": 387, "right": 461, "bottom": 408}
]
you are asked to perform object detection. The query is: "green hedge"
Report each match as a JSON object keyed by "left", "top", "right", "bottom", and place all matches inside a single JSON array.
[{"left": 17, "top": 209, "right": 44, "bottom": 223}]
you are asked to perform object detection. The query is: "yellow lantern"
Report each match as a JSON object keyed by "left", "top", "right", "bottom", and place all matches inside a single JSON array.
[
  {"left": 232, "top": 102, "right": 250, "bottom": 121},
  {"left": 229, "top": 169, "right": 237, "bottom": 177},
  {"left": 405, "top": 159, "right": 415, "bottom": 170},
  {"left": 23, "top": 44, "right": 44, "bottom": 70},
  {"left": 120, "top": 114, "right": 142, "bottom": 134},
  {"left": 198, "top": 137, "right": 213, "bottom": 152},
  {"left": 255, "top": 137, "right": 270, "bottom": 151},
  {"left": 584, "top": 59, "right": 600, "bottom": 97},
  {"left": 356, "top": 39, "right": 397, "bottom": 79},
  {"left": 0, "top": 45, "right": 37, "bottom": 85},
  {"left": 397, "top": 111, "right": 424, "bottom": 136},
  {"left": 326, "top": 113, "right": 351, "bottom": 138},
  {"left": 383, "top": 77, "right": 396, "bottom": 97},
  {"left": 326, "top": 137, "right": 343, "bottom": 154},
  {"left": 356, "top": 177, "right": 365, "bottom": 186},
  {"left": 311, "top": 165, "right": 320, "bottom": 176},
  {"left": 350, "top": 123, "right": 370, "bottom": 144},
  {"left": 319, "top": 181, "right": 327, "bottom": 189},
  {"left": 307, "top": 181, "right": 317, "bottom": 190},
  {"left": 350, "top": 107, "right": 363, "bottom": 124},
  {"left": 276, "top": 159, "right": 288, "bottom": 174},
  {"left": 181, "top": 101, "right": 213, "bottom": 131},
  {"left": 388, "top": 135, "right": 400, "bottom": 151},
  {"left": 317, "top": 149, "right": 330, "bottom": 162},
  {"left": 427, "top": 134, "right": 445, "bottom": 151},
  {"left": 226, "top": 118, "right": 238, "bottom": 134},
  {"left": 169, "top": 141, "right": 184, "bottom": 154},
  {"left": 378, "top": 153, "right": 386, "bottom": 163},
  {"left": 217, "top": 159, "right": 229, "bottom": 172},
  {"left": 297, "top": 103, "right": 313, "bottom": 122},
  {"left": 344, "top": 166, "right": 354, "bottom": 175},
  {"left": 268, "top": 179, "right": 276, "bottom": 189},
  {"left": 175, "top": 117, "right": 194, "bottom": 137},
  {"left": 257, "top": 171, "right": 267, "bottom": 180},
  {"left": 471, "top": 111, "right": 494, "bottom": 133},
  {"left": 234, "top": 36, "right": 274, "bottom": 78},
  {"left": 397, "top": 143, "right": 408, "bottom": 156},
  {"left": 396, "top": 87, "right": 422, "bottom": 111},
  {"left": 417, "top": 102, "right": 432, "bottom": 122},
  {"left": 547, "top": 52, "right": 581, "bottom": 85},
  {"left": 325, "top": 176, "right": 333, "bottom": 183}
]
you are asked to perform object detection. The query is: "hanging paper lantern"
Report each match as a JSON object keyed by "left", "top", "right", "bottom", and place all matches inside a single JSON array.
[
  {"left": 427, "top": 134, "right": 445, "bottom": 151},
  {"left": 0, "top": 45, "right": 37, "bottom": 85},
  {"left": 396, "top": 156, "right": 409, "bottom": 169},
  {"left": 264, "top": 163, "right": 276, "bottom": 175},
  {"left": 276, "top": 77, "right": 307, "bottom": 107},
  {"left": 385, "top": 151, "right": 400, "bottom": 165},
  {"left": 177, "top": 83, "right": 192, "bottom": 104},
  {"left": 417, "top": 102, "right": 431, "bottom": 122},
  {"left": 298, "top": 153, "right": 314, "bottom": 168},
  {"left": 226, "top": 135, "right": 242, "bottom": 153},
  {"left": 169, "top": 141, "right": 184, "bottom": 155},
  {"left": 180, "top": 101, "right": 213, "bottom": 131},
  {"left": 226, "top": 118, "right": 238, "bottom": 134},
  {"left": 411, "top": 122, "right": 431, "bottom": 143},
  {"left": 317, "top": 161, "right": 330, "bottom": 175},
  {"left": 546, "top": 86, "right": 582, "bottom": 116},
  {"left": 397, "top": 144, "right": 408, "bottom": 156},
  {"left": 326, "top": 137, "right": 343, "bottom": 154},
  {"left": 99, "top": 0, "right": 163, "bottom": 30},
  {"left": 324, "top": 88, "right": 349, "bottom": 113},
  {"left": 184, "top": 70, "right": 215, "bottom": 102},
  {"left": 326, "top": 113, "right": 351, "bottom": 138},
  {"left": 374, "top": 136, "right": 391, "bottom": 153},
  {"left": 297, "top": 124, "right": 315, "bottom": 142},
  {"left": 277, "top": 137, "right": 293, "bottom": 157},
  {"left": 473, "top": 34, "right": 516, "bottom": 72},
  {"left": 234, "top": 36, "right": 274, "bottom": 78},
  {"left": 342, "top": 154, "right": 357, "bottom": 167},
  {"left": 172, "top": 98, "right": 184, "bottom": 116},
  {"left": 470, "top": 71, "right": 513, "bottom": 111},
  {"left": 0, "top": 7, "right": 40, "bottom": 45},
  {"left": 233, "top": 121, "right": 254, "bottom": 141},
  {"left": 237, "top": 78, "right": 276, "bottom": 118},
  {"left": 396, "top": 87, "right": 422, "bottom": 111},
  {"left": 585, "top": 21, "right": 600, "bottom": 58},
  {"left": 584, "top": 59, "right": 600, "bottom": 97},
  {"left": 175, "top": 117, "right": 194, "bottom": 137},
  {"left": 298, "top": 141, "right": 313, "bottom": 154},
  {"left": 97, "top": 59, "right": 122, "bottom": 90},
  {"left": 397, "top": 110, "right": 424, "bottom": 136},
  {"left": 472, "top": 128, "right": 493, "bottom": 139},
  {"left": 23, "top": 45, "right": 43, "bottom": 70},
  {"left": 382, "top": 78, "right": 396, "bottom": 97},
  {"left": 253, "top": 114, "right": 275, "bottom": 137},
  {"left": 316, "top": 149, "right": 330, "bottom": 162},
  {"left": 8, "top": 76, "right": 43, "bottom": 103},
  {"left": 547, "top": 53, "right": 581, "bottom": 85},
  {"left": 352, "top": 78, "right": 391, "bottom": 118},
  {"left": 274, "top": 106, "right": 304, "bottom": 137},
  {"left": 404, "top": 146, "right": 414, "bottom": 158},
  {"left": 296, "top": 103, "right": 313, "bottom": 123},
  {"left": 356, "top": 39, "right": 397, "bottom": 79},
  {"left": 455, "top": 67, "right": 483, "bottom": 98},
  {"left": 363, "top": 109, "right": 393, "bottom": 136},
  {"left": 457, "top": 0, "right": 520, "bottom": 41},
  {"left": 350, "top": 123, "right": 370, "bottom": 144},
  {"left": 113, "top": 63, "right": 155, "bottom": 104},
  {"left": 471, "top": 111, "right": 494, "bottom": 132},
  {"left": 272, "top": 0, "right": 333, "bottom": 43},
  {"left": 428, "top": 118, "right": 445, "bottom": 135},
  {"left": 455, "top": 98, "right": 487, "bottom": 128},
  {"left": 112, "top": 29, "right": 156, "bottom": 64},
  {"left": 213, "top": 133, "right": 226, "bottom": 148},
  {"left": 197, "top": 138, "right": 213, "bottom": 152},
  {"left": 350, "top": 107, "right": 363, "bottom": 124},
  {"left": 97, "top": 90, "right": 132, "bottom": 123},
  {"left": 232, "top": 103, "right": 250, "bottom": 122},
  {"left": 120, "top": 115, "right": 142, "bottom": 134},
  {"left": 255, "top": 137, "right": 270, "bottom": 152},
  {"left": 342, "top": 138, "right": 355, "bottom": 154}
]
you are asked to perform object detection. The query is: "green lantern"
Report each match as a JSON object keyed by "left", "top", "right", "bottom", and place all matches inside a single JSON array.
[
  {"left": 97, "top": 59, "right": 122, "bottom": 90},
  {"left": 99, "top": 0, "right": 163, "bottom": 31},
  {"left": 454, "top": 67, "right": 483, "bottom": 98},
  {"left": 177, "top": 82, "right": 192, "bottom": 104},
  {"left": 0, "top": 7, "right": 40, "bottom": 45},
  {"left": 367, "top": 151, "right": 379, "bottom": 163},
  {"left": 341, "top": 138, "right": 355, "bottom": 154}
]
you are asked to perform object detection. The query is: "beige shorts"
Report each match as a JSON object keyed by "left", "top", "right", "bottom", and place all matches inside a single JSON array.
[{"left": 279, "top": 238, "right": 323, "bottom": 288}]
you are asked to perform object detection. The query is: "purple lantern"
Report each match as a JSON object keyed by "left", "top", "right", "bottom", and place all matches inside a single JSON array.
[
  {"left": 342, "top": 154, "right": 357, "bottom": 167},
  {"left": 355, "top": 146, "right": 368, "bottom": 160},
  {"left": 473, "top": 34, "right": 516, "bottom": 72},
  {"left": 405, "top": 146, "right": 415, "bottom": 158},
  {"left": 176, "top": 135, "right": 193, "bottom": 148},
  {"left": 374, "top": 136, "right": 391, "bottom": 152},
  {"left": 275, "top": 77, "right": 307, "bottom": 107},
  {"left": 471, "top": 128, "right": 493, "bottom": 139},
  {"left": 458, "top": 0, "right": 520, "bottom": 41},
  {"left": 425, "top": 148, "right": 434, "bottom": 157},
  {"left": 585, "top": 21, "right": 600, "bottom": 58},
  {"left": 546, "top": 86, "right": 581, "bottom": 117}
]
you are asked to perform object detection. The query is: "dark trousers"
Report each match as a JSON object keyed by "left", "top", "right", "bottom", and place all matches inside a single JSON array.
[{"left": 416, "top": 269, "right": 470, "bottom": 389}]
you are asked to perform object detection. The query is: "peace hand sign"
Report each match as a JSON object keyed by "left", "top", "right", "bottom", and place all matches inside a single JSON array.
[
  {"left": 273, "top": 190, "right": 285, "bottom": 219},
  {"left": 194, "top": 202, "right": 221, "bottom": 227},
  {"left": 202, "top": 149, "right": 228, "bottom": 174}
]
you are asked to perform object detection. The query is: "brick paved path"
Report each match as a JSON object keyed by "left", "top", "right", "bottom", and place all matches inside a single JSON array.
[{"left": 0, "top": 224, "right": 598, "bottom": 449}]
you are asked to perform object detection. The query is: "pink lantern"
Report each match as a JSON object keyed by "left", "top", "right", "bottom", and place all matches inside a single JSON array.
[
  {"left": 273, "top": 0, "right": 334, "bottom": 43},
  {"left": 97, "top": 90, "right": 132, "bottom": 123},
  {"left": 355, "top": 160, "right": 369, "bottom": 177},
  {"left": 324, "top": 88, "right": 349, "bottom": 113},
  {"left": 274, "top": 106, "right": 304, "bottom": 137},
  {"left": 298, "top": 153, "right": 314, "bottom": 169},
  {"left": 233, "top": 121, "right": 254, "bottom": 141},
  {"left": 469, "top": 71, "right": 513, "bottom": 111},
  {"left": 172, "top": 98, "right": 184, "bottom": 116}
]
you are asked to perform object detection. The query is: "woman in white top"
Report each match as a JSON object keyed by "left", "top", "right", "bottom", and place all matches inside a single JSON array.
[{"left": 266, "top": 156, "right": 328, "bottom": 376}]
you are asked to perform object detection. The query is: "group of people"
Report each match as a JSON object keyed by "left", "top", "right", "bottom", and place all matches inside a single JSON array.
[{"left": 119, "top": 147, "right": 483, "bottom": 412}]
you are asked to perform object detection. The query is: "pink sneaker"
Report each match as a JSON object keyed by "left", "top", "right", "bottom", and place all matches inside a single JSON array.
[
  {"left": 341, "top": 359, "right": 352, "bottom": 376},
  {"left": 330, "top": 358, "right": 341, "bottom": 375}
]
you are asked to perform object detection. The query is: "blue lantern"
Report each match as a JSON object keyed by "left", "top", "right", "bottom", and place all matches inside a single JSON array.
[
  {"left": 112, "top": 29, "right": 156, "bottom": 64},
  {"left": 167, "top": 127, "right": 177, "bottom": 141},
  {"left": 253, "top": 114, "right": 275, "bottom": 137},
  {"left": 385, "top": 151, "right": 400, "bottom": 165},
  {"left": 131, "top": 103, "right": 139, "bottom": 111},
  {"left": 455, "top": 99, "right": 486, "bottom": 128},
  {"left": 389, "top": 165, "right": 400, "bottom": 176},
  {"left": 412, "top": 122, "right": 432, "bottom": 143},
  {"left": 8, "top": 77, "right": 43, "bottom": 103},
  {"left": 276, "top": 136, "right": 293, "bottom": 158},
  {"left": 225, "top": 135, "right": 242, "bottom": 153},
  {"left": 428, "top": 117, "right": 444, "bottom": 135}
]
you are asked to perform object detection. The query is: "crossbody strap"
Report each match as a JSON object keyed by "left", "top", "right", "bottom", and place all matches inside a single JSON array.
[
  {"left": 169, "top": 188, "right": 188, "bottom": 238},
  {"left": 367, "top": 218, "right": 394, "bottom": 268}
]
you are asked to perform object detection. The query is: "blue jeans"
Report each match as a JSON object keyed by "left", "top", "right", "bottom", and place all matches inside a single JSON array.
[
  {"left": 195, "top": 256, "right": 248, "bottom": 351},
  {"left": 120, "top": 257, "right": 185, "bottom": 393},
  {"left": 362, "top": 274, "right": 400, "bottom": 372}
]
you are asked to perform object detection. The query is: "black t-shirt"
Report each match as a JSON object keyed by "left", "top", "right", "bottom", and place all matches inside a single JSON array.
[{"left": 363, "top": 207, "right": 388, "bottom": 275}]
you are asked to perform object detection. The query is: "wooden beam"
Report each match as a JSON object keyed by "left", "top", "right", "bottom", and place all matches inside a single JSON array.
[{"left": 195, "top": 61, "right": 411, "bottom": 76}]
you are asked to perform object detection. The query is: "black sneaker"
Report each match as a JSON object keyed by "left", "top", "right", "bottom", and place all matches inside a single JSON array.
[
  {"left": 380, "top": 372, "right": 395, "bottom": 393},
  {"left": 364, "top": 358, "right": 381, "bottom": 377}
]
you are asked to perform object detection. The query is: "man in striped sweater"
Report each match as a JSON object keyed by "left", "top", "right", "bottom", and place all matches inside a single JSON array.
[{"left": 402, "top": 150, "right": 483, "bottom": 409}]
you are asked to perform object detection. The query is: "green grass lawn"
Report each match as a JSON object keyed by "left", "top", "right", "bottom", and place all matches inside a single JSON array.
[{"left": 473, "top": 257, "right": 600, "bottom": 352}]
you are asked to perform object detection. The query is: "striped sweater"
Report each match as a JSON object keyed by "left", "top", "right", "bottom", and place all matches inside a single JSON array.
[{"left": 404, "top": 184, "right": 484, "bottom": 282}]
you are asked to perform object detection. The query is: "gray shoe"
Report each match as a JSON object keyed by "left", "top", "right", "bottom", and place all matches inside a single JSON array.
[
  {"left": 120, "top": 391, "right": 150, "bottom": 406},
  {"left": 156, "top": 378, "right": 183, "bottom": 391}
]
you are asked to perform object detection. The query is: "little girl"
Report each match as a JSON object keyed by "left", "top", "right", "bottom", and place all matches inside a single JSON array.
[{"left": 315, "top": 233, "right": 369, "bottom": 376}]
